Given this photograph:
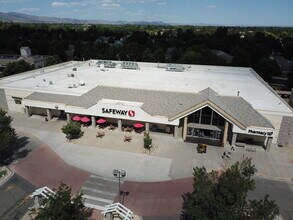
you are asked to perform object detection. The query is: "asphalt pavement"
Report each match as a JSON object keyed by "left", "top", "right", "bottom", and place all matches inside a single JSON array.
[
  {"left": 0, "top": 174, "right": 36, "bottom": 220},
  {"left": 249, "top": 176, "right": 293, "bottom": 220}
]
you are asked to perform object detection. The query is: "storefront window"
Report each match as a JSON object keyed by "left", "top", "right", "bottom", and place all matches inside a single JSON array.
[
  {"left": 212, "top": 112, "right": 225, "bottom": 126},
  {"left": 201, "top": 107, "right": 212, "bottom": 125},
  {"left": 188, "top": 111, "right": 200, "bottom": 123},
  {"left": 187, "top": 107, "right": 225, "bottom": 127},
  {"left": 187, "top": 128, "right": 221, "bottom": 140}
]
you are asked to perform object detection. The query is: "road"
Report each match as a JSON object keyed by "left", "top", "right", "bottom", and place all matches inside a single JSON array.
[{"left": 249, "top": 176, "right": 293, "bottom": 220}]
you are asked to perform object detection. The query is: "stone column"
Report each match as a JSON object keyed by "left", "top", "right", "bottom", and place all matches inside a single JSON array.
[
  {"left": 66, "top": 113, "right": 71, "bottom": 123},
  {"left": 222, "top": 121, "right": 229, "bottom": 147},
  {"left": 145, "top": 122, "right": 149, "bottom": 133},
  {"left": 266, "top": 137, "right": 273, "bottom": 152},
  {"left": 174, "top": 126, "right": 179, "bottom": 139},
  {"left": 25, "top": 106, "right": 31, "bottom": 117},
  {"left": 91, "top": 116, "right": 96, "bottom": 128},
  {"left": 183, "top": 117, "right": 188, "bottom": 141},
  {"left": 118, "top": 119, "right": 122, "bottom": 131},
  {"left": 231, "top": 133, "right": 237, "bottom": 146},
  {"left": 46, "top": 109, "right": 52, "bottom": 120}
]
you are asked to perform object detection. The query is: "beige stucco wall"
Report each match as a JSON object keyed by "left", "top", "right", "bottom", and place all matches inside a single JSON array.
[
  {"left": 4, "top": 89, "right": 34, "bottom": 113},
  {"left": 262, "top": 114, "right": 283, "bottom": 144}
]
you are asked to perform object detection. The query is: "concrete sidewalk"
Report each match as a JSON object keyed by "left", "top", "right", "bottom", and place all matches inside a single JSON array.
[{"left": 10, "top": 112, "right": 293, "bottom": 181}]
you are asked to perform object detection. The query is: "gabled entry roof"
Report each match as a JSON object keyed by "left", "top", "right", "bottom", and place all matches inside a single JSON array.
[
  {"left": 24, "top": 86, "right": 274, "bottom": 129},
  {"left": 168, "top": 88, "right": 274, "bottom": 129}
]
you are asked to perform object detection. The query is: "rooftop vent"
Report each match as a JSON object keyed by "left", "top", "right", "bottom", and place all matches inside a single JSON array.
[
  {"left": 121, "top": 61, "right": 139, "bottom": 70},
  {"left": 72, "top": 68, "right": 77, "bottom": 71},
  {"left": 67, "top": 73, "right": 75, "bottom": 77},
  {"left": 166, "top": 64, "right": 184, "bottom": 72},
  {"left": 96, "top": 60, "right": 116, "bottom": 68},
  {"left": 80, "top": 81, "right": 85, "bottom": 86},
  {"left": 49, "top": 80, "right": 53, "bottom": 85}
]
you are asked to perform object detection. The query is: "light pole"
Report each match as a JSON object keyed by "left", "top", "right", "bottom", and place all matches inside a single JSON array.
[{"left": 113, "top": 169, "right": 126, "bottom": 204}]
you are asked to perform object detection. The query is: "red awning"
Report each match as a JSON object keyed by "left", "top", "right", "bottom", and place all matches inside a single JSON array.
[
  {"left": 97, "top": 118, "right": 107, "bottom": 124},
  {"left": 134, "top": 123, "right": 144, "bottom": 128},
  {"left": 72, "top": 115, "right": 81, "bottom": 121},
  {"left": 81, "top": 117, "right": 90, "bottom": 123}
]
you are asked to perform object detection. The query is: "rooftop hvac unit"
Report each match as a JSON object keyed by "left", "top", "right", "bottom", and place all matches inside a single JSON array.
[
  {"left": 121, "top": 61, "right": 139, "bottom": 70},
  {"left": 96, "top": 60, "right": 116, "bottom": 68},
  {"left": 67, "top": 73, "right": 75, "bottom": 77},
  {"left": 166, "top": 64, "right": 184, "bottom": 72},
  {"left": 73, "top": 68, "right": 77, "bottom": 71}
]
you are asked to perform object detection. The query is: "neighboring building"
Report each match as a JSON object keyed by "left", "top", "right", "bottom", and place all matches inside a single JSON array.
[
  {"left": 0, "top": 54, "right": 19, "bottom": 73},
  {"left": 18, "top": 47, "right": 48, "bottom": 68},
  {"left": 0, "top": 60, "right": 292, "bottom": 150},
  {"left": 211, "top": 50, "right": 233, "bottom": 64},
  {"left": 270, "top": 55, "right": 293, "bottom": 76},
  {"left": 0, "top": 47, "right": 48, "bottom": 72}
]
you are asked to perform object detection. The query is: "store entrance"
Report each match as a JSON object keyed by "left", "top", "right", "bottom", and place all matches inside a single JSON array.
[
  {"left": 186, "top": 125, "right": 223, "bottom": 146},
  {"left": 185, "top": 106, "right": 225, "bottom": 146},
  {"left": 187, "top": 127, "right": 222, "bottom": 140}
]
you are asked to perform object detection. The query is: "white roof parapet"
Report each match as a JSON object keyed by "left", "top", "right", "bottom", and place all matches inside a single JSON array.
[
  {"left": 30, "top": 186, "right": 55, "bottom": 199},
  {"left": 101, "top": 202, "right": 133, "bottom": 220}
]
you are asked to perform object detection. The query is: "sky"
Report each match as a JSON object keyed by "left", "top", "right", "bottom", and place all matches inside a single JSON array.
[{"left": 0, "top": 0, "right": 293, "bottom": 26}]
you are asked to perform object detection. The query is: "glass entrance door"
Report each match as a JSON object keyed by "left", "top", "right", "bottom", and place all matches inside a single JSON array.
[{"left": 187, "top": 127, "right": 221, "bottom": 140}]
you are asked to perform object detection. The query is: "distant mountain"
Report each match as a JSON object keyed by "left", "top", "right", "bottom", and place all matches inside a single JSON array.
[{"left": 0, "top": 12, "right": 167, "bottom": 25}]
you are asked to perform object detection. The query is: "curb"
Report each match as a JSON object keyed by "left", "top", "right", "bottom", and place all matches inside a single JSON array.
[
  {"left": 207, "top": 167, "right": 292, "bottom": 182},
  {"left": 0, "top": 166, "right": 15, "bottom": 186},
  {"left": 255, "top": 172, "right": 292, "bottom": 182}
]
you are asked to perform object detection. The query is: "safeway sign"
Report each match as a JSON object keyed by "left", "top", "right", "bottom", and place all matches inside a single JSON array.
[{"left": 102, "top": 108, "right": 135, "bottom": 117}]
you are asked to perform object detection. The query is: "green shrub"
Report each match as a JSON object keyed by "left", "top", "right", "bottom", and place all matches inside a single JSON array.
[
  {"left": 61, "top": 122, "right": 83, "bottom": 140},
  {"left": 144, "top": 133, "right": 152, "bottom": 149},
  {"left": 0, "top": 170, "right": 7, "bottom": 178}
]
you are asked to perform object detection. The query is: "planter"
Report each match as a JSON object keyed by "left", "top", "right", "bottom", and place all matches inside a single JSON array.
[{"left": 197, "top": 144, "right": 207, "bottom": 153}]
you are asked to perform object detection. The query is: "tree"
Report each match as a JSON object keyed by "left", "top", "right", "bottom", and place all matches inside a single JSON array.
[
  {"left": 35, "top": 183, "right": 88, "bottom": 220},
  {"left": 179, "top": 51, "right": 197, "bottom": 64},
  {"left": 286, "top": 66, "right": 293, "bottom": 90},
  {"left": 143, "top": 133, "right": 152, "bottom": 149},
  {"left": 3, "top": 60, "right": 35, "bottom": 76},
  {"left": 231, "top": 48, "right": 252, "bottom": 67},
  {"left": 45, "top": 54, "right": 62, "bottom": 67},
  {"left": 142, "top": 48, "right": 155, "bottom": 62},
  {"left": 48, "top": 40, "right": 67, "bottom": 61},
  {"left": 255, "top": 58, "right": 281, "bottom": 82},
  {"left": 182, "top": 158, "right": 279, "bottom": 220},
  {"left": 0, "top": 109, "right": 16, "bottom": 160},
  {"left": 61, "top": 122, "right": 83, "bottom": 140}
]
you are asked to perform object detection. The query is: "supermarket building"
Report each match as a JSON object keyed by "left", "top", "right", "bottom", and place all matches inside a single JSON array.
[{"left": 0, "top": 60, "right": 292, "bottom": 151}]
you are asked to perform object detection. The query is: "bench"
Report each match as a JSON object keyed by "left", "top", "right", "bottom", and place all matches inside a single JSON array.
[
  {"left": 235, "top": 142, "right": 246, "bottom": 147},
  {"left": 96, "top": 131, "right": 105, "bottom": 138},
  {"left": 124, "top": 136, "right": 132, "bottom": 142},
  {"left": 109, "top": 124, "right": 116, "bottom": 130}
]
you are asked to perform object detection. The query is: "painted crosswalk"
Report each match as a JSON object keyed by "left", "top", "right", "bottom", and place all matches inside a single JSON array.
[{"left": 81, "top": 174, "right": 122, "bottom": 210}]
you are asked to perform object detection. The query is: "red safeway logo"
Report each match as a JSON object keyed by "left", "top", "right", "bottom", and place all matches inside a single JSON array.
[{"left": 128, "top": 110, "right": 135, "bottom": 117}]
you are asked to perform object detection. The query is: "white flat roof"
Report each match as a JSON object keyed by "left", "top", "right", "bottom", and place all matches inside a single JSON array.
[{"left": 0, "top": 60, "right": 292, "bottom": 114}]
